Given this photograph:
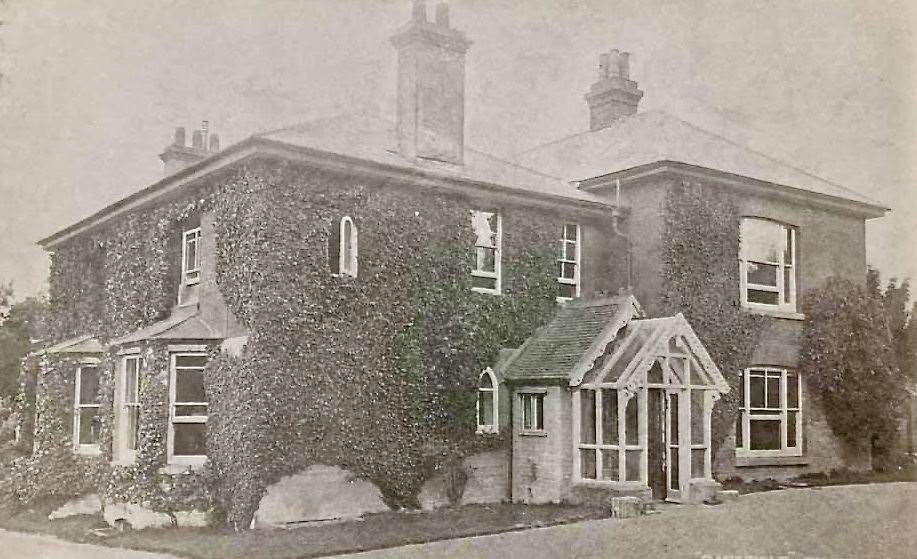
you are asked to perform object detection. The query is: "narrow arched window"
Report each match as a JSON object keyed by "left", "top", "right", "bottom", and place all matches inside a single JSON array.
[
  {"left": 476, "top": 368, "right": 498, "bottom": 433},
  {"left": 329, "top": 216, "right": 358, "bottom": 277}
]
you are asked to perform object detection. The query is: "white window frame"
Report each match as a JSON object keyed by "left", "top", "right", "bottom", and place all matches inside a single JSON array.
[
  {"left": 168, "top": 352, "right": 209, "bottom": 467},
  {"left": 114, "top": 353, "right": 142, "bottom": 464},
  {"left": 73, "top": 363, "right": 102, "bottom": 455},
  {"left": 181, "top": 227, "right": 202, "bottom": 287},
  {"left": 739, "top": 218, "right": 797, "bottom": 313},
  {"left": 476, "top": 368, "right": 499, "bottom": 434},
  {"left": 557, "top": 223, "right": 581, "bottom": 302},
  {"left": 519, "top": 390, "right": 545, "bottom": 433},
  {"left": 470, "top": 211, "right": 502, "bottom": 295},
  {"left": 736, "top": 366, "right": 802, "bottom": 458},
  {"left": 338, "top": 216, "right": 359, "bottom": 278}
]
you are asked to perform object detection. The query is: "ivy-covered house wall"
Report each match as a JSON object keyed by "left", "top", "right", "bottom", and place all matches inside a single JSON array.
[
  {"left": 614, "top": 173, "right": 873, "bottom": 480},
  {"left": 24, "top": 154, "right": 629, "bottom": 527}
]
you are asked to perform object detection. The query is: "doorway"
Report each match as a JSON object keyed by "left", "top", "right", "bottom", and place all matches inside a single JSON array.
[{"left": 647, "top": 388, "right": 666, "bottom": 500}]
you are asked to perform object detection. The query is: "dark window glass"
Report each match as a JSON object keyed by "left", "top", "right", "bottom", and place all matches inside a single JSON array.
[
  {"left": 669, "top": 392, "right": 679, "bottom": 441},
  {"left": 787, "top": 373, "right": 799, "bottom": 408},
  {"left": 691, "top": 448, "right": 706, "bottom": 478},
  {"left": 601, "top": 390, "right": 618, "bottom": 445},
  {"left": 736, "top": 414, "right": 744, "bottom": 449},
  {"left": 472, "top": 275, "right": 497, "bottom": 291},
  {"left": 625, "top": 449, "right": 641, "bottom": 481},
  {"left": 173, "top": 423, "right": 207, "bottom": 456},
  {"left": 126, "top": 407, "right": 140, "bottom": 450},
  {"left": 787, "top": 411, "right": 797, "bottom": 447},
  {"left": 747, "top": 262, "right": 778, "bottom": 286},
  {"left": 580, "top": 389, "right": 596, "bottom": 444},
  {"left": 79, "top": 408, "right": 101, "bottom": 444},
  {"left": 625, "top": 396, "right": 639, "bottom": 446},
  {"left": 174, "top": 404, "right": 208, "bottom": 417},
  {"left": 79, "top": 367, "right": 99, "bottom": 405},
  {"left": 558, "top": 283, "right": 576, "bottom": 299},
  {"left": 747, "top": 289, "right": 779, "bottom": 305},
  {"left": 669, "top": 447, "right": 679, "bottom": 490},
  {"left": 749, "top": 420, "right": 781, "bottom": 450},
  {"left": 766, "top": 375, "right": 780, "bottom": 408},
  {"left": 536, "top": 394, "right": 544, "bottom": 430},
  {"left": 750, "top": 375, "right": 766, "bottom": 408},
  {"left": 478, "top": 390, "right": 494, "bottom": 426},
  {"left": 176, "top": 370, "right": 206, "bottom": 403},
  {"left": 601, "top": 449, "right": 619, "bottom": 481},
  {"left": 580, "top": 449, "right": 596, "bottom": 479},
  {"left": 175, "top": 355, "right": 207, "bottom": 368},
  {"left": 690, "top": 390, "right": 705, "bottom": 445}
]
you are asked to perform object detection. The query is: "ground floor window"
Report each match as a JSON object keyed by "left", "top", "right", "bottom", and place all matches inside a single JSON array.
[
  {"left": 576, "top": 387, "right": 643, "bottom": 482},
  {"left": 736, "top": 367, "right": 802, "bottom": 456},
  {"left": 73, "top": 364, "right": 101, "bottom": 454},
  {"left": 519, "top": 392, "right": 544, "bottom": 431},
  {"left": 477, "top": 368, "right": 498, "bottom": 434},
  {"left": 169, "top": 353, "right": 209, "bottom": 466},
  {"left": 115, "top": 354, "right": 142, "bottom": 463}
]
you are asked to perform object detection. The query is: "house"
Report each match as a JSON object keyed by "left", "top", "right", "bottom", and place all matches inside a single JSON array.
[{"left": 24, "top": 0, "right": 888, "bottom": 526}]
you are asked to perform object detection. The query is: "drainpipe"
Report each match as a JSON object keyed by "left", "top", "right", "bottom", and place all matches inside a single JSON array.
[{"left": 609, "top": 179, "right": 634, "bottom": 292}]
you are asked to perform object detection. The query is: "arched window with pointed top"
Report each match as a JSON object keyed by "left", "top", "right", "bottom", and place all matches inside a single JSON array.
[
  {"left": 330, "top": 216, "right": 358, "bottom": 277},
  {"left": 476, "top": 368, "right": 498, "bottom": 433}
]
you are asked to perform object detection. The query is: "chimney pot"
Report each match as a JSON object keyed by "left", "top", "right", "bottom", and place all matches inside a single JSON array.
[
  {"left": 618, "top": 52, "right": 630, "bottom": 80},
  {"left": 209, "top": 133, "right": 220, "bottom": 152},
  {"left": 192, "top": 130, "right": 204, "bottom": 149},
  {"left": 173, "top": 127, "right": 186, "bottom": 147},
  {"left": 585, "top": 49, "right": 643, "bottom": 130},
  {"left": 412, "top": 0, "right": 427, "bottom": 22},
  {"left": 435, "top": 3, "right": 449, "bottom": 27}
]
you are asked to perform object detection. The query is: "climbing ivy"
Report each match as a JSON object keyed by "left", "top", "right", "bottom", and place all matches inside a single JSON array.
[{"left": 657, "top": 180, "right": 767, "bottom": 455}]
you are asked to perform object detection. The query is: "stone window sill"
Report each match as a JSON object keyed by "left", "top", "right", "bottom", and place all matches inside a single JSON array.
[
  {"left": 742, "top": 307, "right": 805, "bottom": 321},
  {"left": 735, "top": 454, "right": 809, "bottom": 467},
  {"left": 518, "top": 430, "right": 547, "bottom": 437}
]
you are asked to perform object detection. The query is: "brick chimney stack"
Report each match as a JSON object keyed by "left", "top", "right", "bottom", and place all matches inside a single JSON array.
[
  {"left": 585, "top": 49, "right": 644, "bottom": 131},
  {"left": 159, "top": 121, "right": 221, "bottom": 176},
  {"left": 391, "top": 1, "right": 471, "bottom": 165}
]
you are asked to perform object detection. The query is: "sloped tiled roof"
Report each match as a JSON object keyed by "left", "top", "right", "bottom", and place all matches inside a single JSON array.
[
  {"left": 518, "top": 110, "right": 886, "bottom": 211},
  {"left": 41, "top": 334, "right": 105, "bottom": 355},
  {"left": 109, "top": 305, "right": 222, "bottom": 346},
  {"left": 503, "top": 295, "right": 642, "bottom": 382},
  {"left": 257, "top": 113, "right": 610, "bottom": 206}
]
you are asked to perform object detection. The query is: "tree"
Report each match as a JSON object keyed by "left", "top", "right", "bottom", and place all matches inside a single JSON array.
[
  {"left": 800, "top": 274, "right": 908, "bottom": 468},
  {"left": 0, "top": 286, "right": 49, "bottom": 400}
]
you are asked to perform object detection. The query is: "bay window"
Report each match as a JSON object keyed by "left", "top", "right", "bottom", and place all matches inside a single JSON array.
[
  {"left": 736, "top": 367, "right": 802, "bottom": 456},
  {"left": 73, "top": 364, "right": 101, "bottom": 454},
  {"left": 168, "top": 353, "right": 209, "bottom": 466},
  {"left": 739, "top": 218, "right": 797, "bottom": 312}
]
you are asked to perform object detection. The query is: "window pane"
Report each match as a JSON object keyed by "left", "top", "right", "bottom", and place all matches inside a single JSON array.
[
  {"left": 536, "top": 395, "right": 544, "bottom": 430},
  {"left": 522, "top": 395, "right": 533, "bottom": 429},
  {"left": 625, "top": 449, "right": 642, "bottom": 481},
  {"left": 735, "top": 413, "right": 744, "bottom": 449},
  {"left": 647, "top": 361, "right": 663, "bottom": 384},
  {"left": 787, "top": 373, "right": 799, "bottom": 408},
  {"left": 669, "top": 393, "right": 679, "bottom": 441},
  {"left": 766, "top": 375, "right": 780, "bottom": 409},
  {"left": 175, "top": 355, "right": 207, "bottom": 368},
  {"left": 690, "top": 390, "right": 705, "bottom": 445},
  {"left": 784, "top": 269, "right": 792, "bottom": 303},
  {"left": 126, "top": 406, "right": 139, "bottom": 450},
  {"left": 750, "top": 375, "right": 766, "bottom": 408},
  {"left": 79, "top": 408, "right": 101, "bottom": 444},
  {"left": 79, "top": 367, "right": 100, "bottom": 405},
  {"left": 472, "top": 275, "right": 497, "bottom": 291},
  {"left": 601, "top": 449, "right": 619, "bottom": 481},
  {"left": 173, "top": 423, "right": 207, "bottom": 456},
  {"left": 125, "top": 367, "right": 139, "bottom": 405},
  {"left": 479, "top": 247, "right": 496, "bottom": 272},
  {"left": 691, "top": 448, "right": 706, "bottom": 479},
  {"left": 747, "top": 289, "right": 779, "bottom": 305},
  {"left": 738, "top": 371, "right": 745, "bottom": 408},
  {"left": 741, "top": 219, "right": 784, "bottom": 262},
  {"left": 601, "top": 390, "right": 618, "bottom": 445},
  {"left": 625, "top": 396, "right": 639, "bottom": 446},
  {"left": 558, "top": 283, "right": 577, "bottom": 299},
  {"left": 185, "top": 237, "right": 197, "bottom": 271},
  {"left": 749, "top": 420, "right": 781, "bottom": 450},
  {"left": 580, "top": 389, "right": 596, "bottom": 444},
  {"left": 174, "top": 404, "right": 208, "bottom": 417},
  {"left": 176, "top": 370, "right": 206, "bottom": 403},
  {"left": 784, "top": 228, "right": 794, "bottom": 265},
  {"left": 580, "top": 449, "right": 596, "bottom": 479},
  {"left": 479, "top": 373, "right": 493, "bottom": 389},
  {"left": 746, "top": 262, "right": 778, "bottom": 286},
  {"left": 564, "top": 224, "right": 578, "bottom": 241},
  {"left": 478, "top": 390, "right": 494, "bottom": 426},
  {"left": 669, "top": 447, "right": 679, "bottom": 490},
  {"left": 787, "top": 411, "right": 797, "bottom": 447}
]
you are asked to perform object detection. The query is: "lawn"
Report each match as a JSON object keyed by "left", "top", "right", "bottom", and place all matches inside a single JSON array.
[{"left": 0, "top": 501, "right": 608, "bottom": 559}]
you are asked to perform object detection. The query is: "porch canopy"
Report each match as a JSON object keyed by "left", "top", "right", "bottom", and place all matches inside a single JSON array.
[{"left": 504, "top": 295, "right": 729, "bottom": 501}]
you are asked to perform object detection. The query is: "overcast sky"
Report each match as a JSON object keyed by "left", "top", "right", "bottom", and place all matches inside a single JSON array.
[{"left": 0, "top": 0, "right": 914, "bottom": 300}]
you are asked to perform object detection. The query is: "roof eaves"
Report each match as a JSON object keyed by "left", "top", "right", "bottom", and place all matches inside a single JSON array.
[{"left": 579, "top": 160, "right": 889, "bottom": 218}]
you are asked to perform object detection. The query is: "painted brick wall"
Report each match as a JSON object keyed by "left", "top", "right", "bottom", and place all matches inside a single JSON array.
[{"left": 511, "top": 385, "right": 573, "bottom": 504}]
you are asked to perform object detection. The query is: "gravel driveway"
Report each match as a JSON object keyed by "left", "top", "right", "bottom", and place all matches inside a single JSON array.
[{"left": 330, "top": 482, "right": 917, "bottom": 559}]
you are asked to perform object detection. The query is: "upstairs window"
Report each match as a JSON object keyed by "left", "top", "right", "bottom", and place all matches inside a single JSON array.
[
  {"left": 73, "top": 365, "right": 101, "bottom": 454},
  {"left": 329, "top": 216, "right": 359, "bottom": 277},
  {"left": 739, "top": 218, "right": 797, "bottom": 312},
  {"left": 169, "top": 353, "right": 209, "bottom": 466},
  {"left": 557, "top": 223, "right": 581, "bottom": 301},
  {"left": 470, "top": 210, "right": 501, "bottom": 295},
  {"left": 182, "top": 227, "right": 202, "bottom": 286},
  {"left": 476, "top": 368, "right": 498, "bottom": 434}
]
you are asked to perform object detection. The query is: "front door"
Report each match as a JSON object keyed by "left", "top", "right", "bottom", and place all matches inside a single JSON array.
[{"left": 647, "top": 388, "right": 666, "bottom": 500}]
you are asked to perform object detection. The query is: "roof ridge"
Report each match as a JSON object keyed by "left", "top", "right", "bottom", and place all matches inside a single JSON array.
[{"left": 659, "top": 111, "right": 883, "bottom": 206}]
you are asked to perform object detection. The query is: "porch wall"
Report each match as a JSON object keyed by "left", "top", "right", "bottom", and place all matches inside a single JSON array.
[{"left": 511, "top": 386, "right": 573, "bottom": 504}]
